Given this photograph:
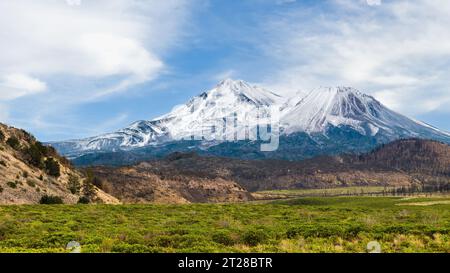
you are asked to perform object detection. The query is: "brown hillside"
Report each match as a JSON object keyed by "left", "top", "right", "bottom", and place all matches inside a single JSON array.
[
  {"left": 354, "top": 139, "right": 450, "bottom": 175},
  {"left": 89, "top": 163, "right": 253, "bottom": 204},
  {"left": 0, "top": 123, "right": 119, "bottom": 204},
  {"left": 90, "top": 139, "right": 450, "bottom": 197}
]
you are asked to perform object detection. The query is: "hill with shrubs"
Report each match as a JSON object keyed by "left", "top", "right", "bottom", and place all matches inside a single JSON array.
[{"left": 0, "top": 123, "right": 119, "bottom": 204}]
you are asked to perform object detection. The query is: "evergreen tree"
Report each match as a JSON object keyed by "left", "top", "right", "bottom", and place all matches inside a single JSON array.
[
  {"left": 6, "top": 136, "right": 20, "bottom": 150},
  {"left": 44, "top": 158, "right": 61, "bottom": 177},
  {"left": 81, "top": 170, "right": 97, "bottom": 202},
  {"left": 68, "top": 174, "right": 81, "bottom": 194}
]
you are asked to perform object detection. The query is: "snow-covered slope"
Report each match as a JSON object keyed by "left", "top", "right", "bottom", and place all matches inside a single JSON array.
[
  {"left": 281, "top": 86, "right": 450, "bottom": 140},
  {"left": 51, "top": 80, "right": 450, "bottom": 158},
  {"left": 51, "top": 79, "right": 283, "bottom": 157},
  {"left": 153, "top": 79, "right": 283, "bottom": 141},
  {"left": 52, "top": 120, "right": 170, "bottom": 157}
]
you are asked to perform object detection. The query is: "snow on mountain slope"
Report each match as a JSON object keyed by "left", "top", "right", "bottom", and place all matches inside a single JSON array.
[
  {"left": 52, "top": 120, "right": 170, "bottom": 157},
  {"left": 51, "top": 79, "right": 284, "bottom": 156},
  {"left": 280, "top": 89, "right": 309, "bottom": 112},
  {"left": 281, "top": 86, "right": 450, "bottom": 140},
  {"left": 50, "top": 80, "right": 450, "bottom": 158},
  {"left": 152, "top": 79, "right": 283, "bottom": 141}
]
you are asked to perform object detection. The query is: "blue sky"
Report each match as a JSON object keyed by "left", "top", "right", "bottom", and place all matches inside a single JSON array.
[{"left": 1, "top": 0, "right": 450, "bottom": 141}]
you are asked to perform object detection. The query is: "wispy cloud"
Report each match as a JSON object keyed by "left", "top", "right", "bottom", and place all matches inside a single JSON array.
[
  {"left": 0, "top": 74, "right": 47, "bottom": 100},
  {"left": 65, "top": 0, "right": 82, "bottom": 6},
  {"left": 0, "top": 0, "right": 196, "bottom": 138},
  {"left": 213, "top": 70, "right": 237, "bottom": 82},
  {"left": 259, "top": 0, "right": 450, "bottom": 116},
  {"left": 0, "top": 0, "right": 192, "bottom": 102}
]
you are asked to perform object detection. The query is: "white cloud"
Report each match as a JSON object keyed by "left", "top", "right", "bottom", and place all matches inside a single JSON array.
[
  {"left": 366, "top": 0, "right": 381, "bottom": 6},
  {"left": 213, "top": 70, "right": 237, "bottom": 82},
  {"left": 0, "top": 74, "right": 47, "bottom": 100},
  {"left": 260, "top": 0, "right": 450, "bottom": 116},
  {"left": 65, "top": 0, "right": 82, "bottom": 6},
  {"left": 0, "top": 0, "right": 191, "bottom": 101},
  {"left": 0, "top": 0, "right": 195, "bottom": 138}
]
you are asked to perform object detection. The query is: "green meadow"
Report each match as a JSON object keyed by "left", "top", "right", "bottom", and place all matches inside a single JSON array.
[{"left": 1, "top": 196, "right": 449, "bottom": 253}]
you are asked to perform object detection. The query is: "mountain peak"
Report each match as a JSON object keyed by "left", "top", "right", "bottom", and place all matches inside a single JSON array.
[
  {"left": 209, "top": 79, "right": 282, "bottom": 106},
  {"left": 281, "top": 85, "right": 450, "bottom": 140},
  {"left": 282, "top": 86, "right": 399, "bottom": 135},
  {"left": 315, "top": 86, "right": 366, "bottom": 97},
  {"left": 217, "top": 78, "right": 249, "bottom": 89}
]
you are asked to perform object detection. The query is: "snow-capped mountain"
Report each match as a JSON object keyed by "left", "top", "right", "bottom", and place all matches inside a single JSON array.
[
  {"left": 281, "top": 86, "right": 450, "bottom": 140},
  {"left": 51, "top": 79, "right": 450, "bottom": 160},
  {"left": 52, "top": 79, "right": 283, "bottom": 157},
  {"left": 151, "top": 79, "right": 283, "bottom": 141}
]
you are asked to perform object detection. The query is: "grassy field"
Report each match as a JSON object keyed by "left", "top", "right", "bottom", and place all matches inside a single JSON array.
[
  {"left": 0, "top": 196, "right": 449, "bottom": 253},
  {"left": 253, "top": 186, "right": 394, "bottom": 200}
]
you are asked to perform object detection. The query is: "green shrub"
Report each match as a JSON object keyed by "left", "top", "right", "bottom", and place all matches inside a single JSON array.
[
  {"left": 23, "top": 171, "right": 29, "bottom": 178},
  {"left": 6, "top": 181, "right": 17, "bottom": 189},
  {"left": 0, "top": 160, "right": 6, "bottom": 167},
  {"left": 0, "top": 130, "right": 5, "bottom": 141},
  {"left": 6, "top": 137, "right": 20, "bottom": 150},
  {"left": 25, "top": 144, "right": 43, "bottom": 168},
  {"left": 153, "top": 235, "right": 182, "bottom": 248},
  {"left": 39, "top": 195, "right": 63, "bottom": 204},
  {"left": 344, "top": 225, "right": 366, "bottom": 239},
  {"left": 212, "top": 231, "right": 235, "bottom": 246},
  {"left": 111, "top": 243, "right": 154, "bottom": 253},
  {"left": 0, "top": 186, "right": 3, "bottom": 193},
  {"left": 68, "top": 174, "right": 81, "bottom": 194},
  {"left": 286, "top": 227, "right": 300, "bottom": 239},
  {"left": 77, "top": 196, "right": 90, "bottom": 204},
  {"left": 26, "top": 179, "right": 36, "bottom": 188},
  {"left": 81, "top": 171, "right": 97, "bottom": 201},
  {"left": 241, "top": 229, "right": 268, "bottom": 246},
  {"left": 301, "top": 225, "right": 343, "bottom": 238},
  {"left": 25, "top": 141, "right": 55, "bottom": 169},
  {"left": 44, "top": 158, "right": 60, "bottom": 177},
  {"left": 92, "top": 176, "right": 103, "bottom": 188}
]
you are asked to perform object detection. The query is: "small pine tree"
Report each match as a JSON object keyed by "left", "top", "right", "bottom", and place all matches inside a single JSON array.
[
  {"left": 6, "top": 137, "right": 20, "bottom": 150},
  {"left": 81, "top": 170, "right": 97, "bottom": 202},
  {"left": 25, "top": 142, "right": 48, "bottom": 168},
  {"left": 68, "top": 174, "right": 81, "bottom": 194},
  {"left": 44, "top": 158, "right": 61, "bottom": 177}
]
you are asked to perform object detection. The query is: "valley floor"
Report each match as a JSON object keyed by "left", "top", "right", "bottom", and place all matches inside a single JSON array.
[{"left": 0, "top": 195, "right": 449, "bottom": 253}]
